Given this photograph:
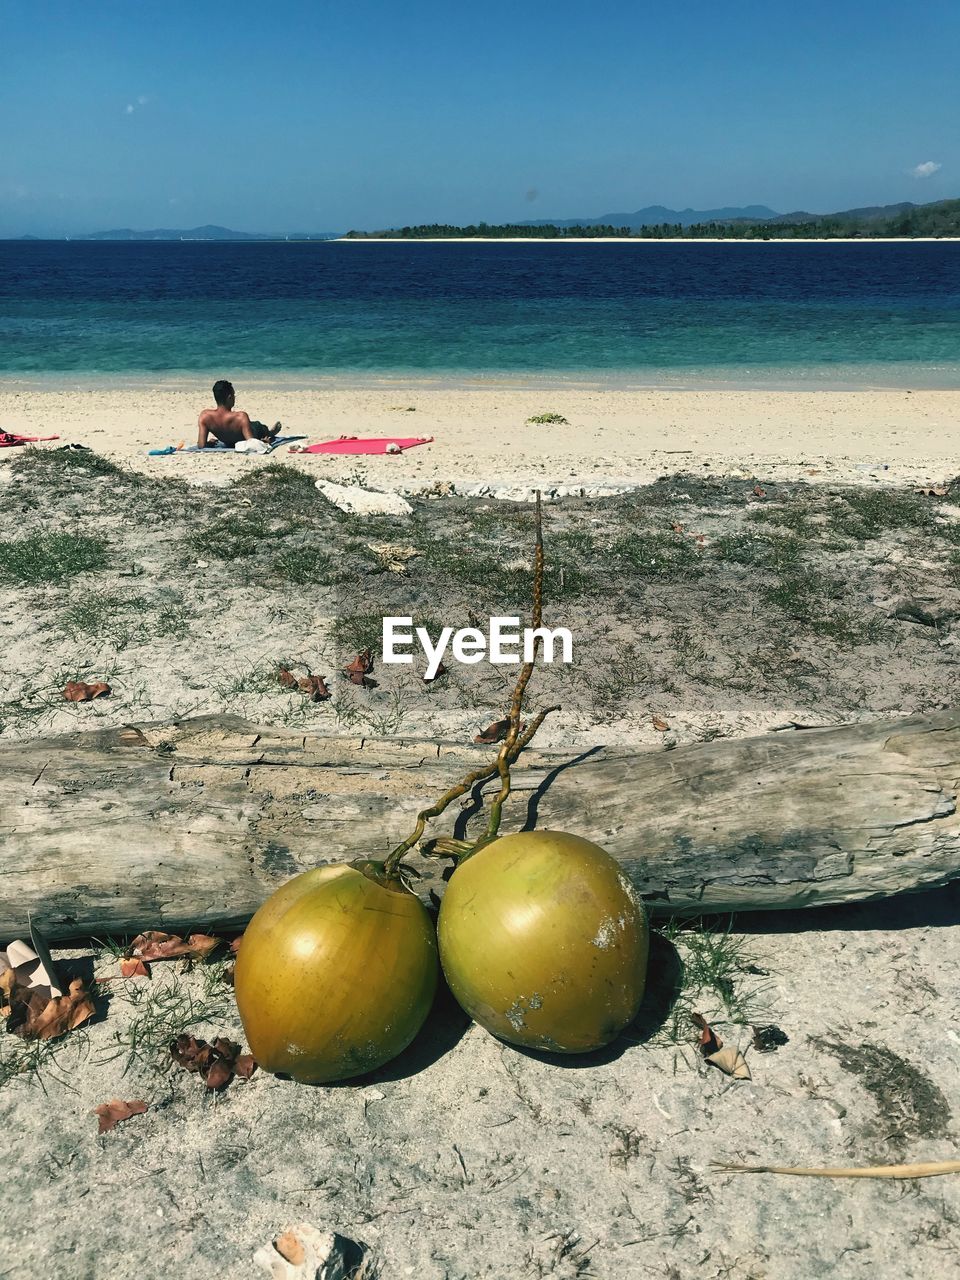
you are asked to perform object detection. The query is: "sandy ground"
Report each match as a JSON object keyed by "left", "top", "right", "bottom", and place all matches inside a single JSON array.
[
  {"left": 2, "top": 888, "right": 959, "bottom": 1280},
  {"left": 2, "top": 410, "right": 960, "bottom": 1278},
  {"left": 0, "top": 377, "right": 957, "bottom": 492}
]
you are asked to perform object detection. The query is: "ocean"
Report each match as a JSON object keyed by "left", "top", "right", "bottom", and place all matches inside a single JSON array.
[{"left": 1, "top": 240, "right": 959, "bottom": 385}]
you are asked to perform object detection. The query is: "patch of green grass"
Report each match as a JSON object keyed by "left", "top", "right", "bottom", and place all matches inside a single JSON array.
[
  {"left": 416, "top": 535, "right": 585, "bottom": 604},
  {"left": 669, "top": 624, "right": 714, "bottom": 681},
  {"left": 231, "top": 463, "right": 334, "bottom": 519},
  {"left": 56, "top": 590, "right": 138, "bottom": 648},
  {"left": 612, "top": 530, "right": 703, "bottom": 581},
  {"left": 827, "top": 489, "right": 937, "bottom": 541},
  {"left": 11, "top": 445, "right": 127, "bottom": 480},
  {"left": 96, "top": 959, "right": 236, "bottom": 1077},
  {"left": 762, "top": 569, "right": 829, "bottom": 619},
  {"left": 188, "top": 510, "right": 272, "bottom": 560},
  {"left": 466, "top": 508, "right": 534, "bottom": 539},
  {"left": 712, "top": 530, "right": 803, "bottom": 572},
  {"left": 551, "top": 528, "right": 598, "bottom": 558},
  {"left": 271, "top": 538, "right": 378, "bottom": 586},
  {"left": 763, "top": 568, "right": 886, "bottom": 645},
  {"left": 209, "top": 661, "right": 280, "bottom": 703},
  {"left": 581, "top": 640, "right": 653, "bottom": 719},
  {"left": 152, "top": 595, "right": 192, "bottom": 639},
  {"left": 0, "top": 1024, "right": 92, "bottom": 1092},
  {"left": 0, "top": 532, "right": 109, "bottom": 585},
  {"left": 271, "top": 546, "right": 342, "bottom": 585},
  {"left": 654, "top": 917, "right": 774, "bottom": 1043},
  {"left": 747, "top": 501, "right": 818, "bottom": 537},
  {"left": 53, "top": 589, "right": 192, "bottom": 647},
  {"left": 331, "top": 610, "right": 447, "bottom": 660},
  {"left": 526, "top": 411, "right": 568, "bottom": 425},
  {"left": 332, "top": 612, "right": 386, "bottom": 655},
  {"left": 189, "top": 466, "right": 346, "bottom": 560}
]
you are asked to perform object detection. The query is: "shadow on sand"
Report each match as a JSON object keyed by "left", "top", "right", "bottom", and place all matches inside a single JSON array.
[{"left": 730, "top": 877, "right": 960, "bottom": 936}]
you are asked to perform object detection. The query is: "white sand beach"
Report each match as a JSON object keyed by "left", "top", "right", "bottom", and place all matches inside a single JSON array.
[
  {"left": 3, "top": 380, "right": 960, "bottom": 1279},
  {"left": 336, "top": 236, "right": 960, "bottom": 243},
  {"left": 1, "top": 377, "right": 957, "bottom": 491}
]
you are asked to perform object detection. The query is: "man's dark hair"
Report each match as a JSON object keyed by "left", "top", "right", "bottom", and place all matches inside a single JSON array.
[{"left": 213, "top": 380, "right": 234, "bottom": 406}]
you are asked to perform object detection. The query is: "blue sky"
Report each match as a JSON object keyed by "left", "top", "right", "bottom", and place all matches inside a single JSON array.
[{"left": 1, "top": 0, "right": 957, "bottom": 234}]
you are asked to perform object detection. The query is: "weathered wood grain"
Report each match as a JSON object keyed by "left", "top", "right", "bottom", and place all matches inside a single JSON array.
[{"left": 2, "top": 711, "right": 959, "bottom": 939}]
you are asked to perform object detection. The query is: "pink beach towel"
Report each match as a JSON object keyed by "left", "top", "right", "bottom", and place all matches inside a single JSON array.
[
  {"left": 0, "top": 432, "right": 60, "bottom": 448},
  {"left": 295, "top": 436, "right": 433, "bottom": 455}
]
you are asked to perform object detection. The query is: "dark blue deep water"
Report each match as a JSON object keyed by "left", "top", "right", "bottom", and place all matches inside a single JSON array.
[{"left": 1, "top": 240, "right": 959, "bottom": 381}]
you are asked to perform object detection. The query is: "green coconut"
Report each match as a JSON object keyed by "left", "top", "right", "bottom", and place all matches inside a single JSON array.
[
  {"left": 437, "top": 829, "right": 649, "bottom": 1053},
  {"left": 235, "top": 861, "right": 438, "bottom": 1083}
]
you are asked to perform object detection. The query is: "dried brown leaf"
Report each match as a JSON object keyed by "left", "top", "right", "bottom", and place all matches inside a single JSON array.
[
  {"left": 204, "top": 1058, "right": 234, "bottom": 1090},
  {"left": 277, "top": 667, "right": 298, "bottom": 688},
  {"left": 297, "top": 674, "right": 331, "bottom": 702},
  {"left": 474, "top": 717, "right": 511, "bottom": 745},
  {"left": 691, "top": 1012, "right": 723, "bottom": 1055},
  {"left": 344, "top": 650, "right": 374, "bottom": 678},
  {"left": 63, "top": 681, "right": 111, "bottom": 702},
  {"left": 93, "top": 1099, "right": 148, "bottom": 1133},
  {"left": 229, "top": 936, "right": 244, "bottom": 954},
  {"left": 652, "top": 715, "right": 670, "bottom": 733},
  {"left": 752, "top": 485, "right": 767, "bottom": 499},
  {"left": 169, "top": 1033, "right": 255, "bottom": 1090},
  {"left": 423, "top": 662, "right": 447, "bottom": 683},
  {"left": 170, "top": 1033, "right": 212, "bottom": 1074},
  {"left": 119, "top": 956, "right": 150, "bottom": 979},
  {"left": 129, "top": 930, "right": 220, "bottom": 962},
  {"left": 11, "top": 977, "right": 96, "bottom": 1042},
  {"left": 234, "top": 1053, "right": 257, "bottom": 1080}
]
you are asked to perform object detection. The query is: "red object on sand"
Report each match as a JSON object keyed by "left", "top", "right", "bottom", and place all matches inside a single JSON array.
[
  {"left": 298, "top": 436, "right": 433, "bottom": 455},
  {"left": 0, "top": 432, "right": 60, "bottom": 448}
]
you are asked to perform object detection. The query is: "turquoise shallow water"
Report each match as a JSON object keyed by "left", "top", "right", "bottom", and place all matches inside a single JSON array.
[{"left": 1, "top": 240, "right": 959, "bottom": 384}]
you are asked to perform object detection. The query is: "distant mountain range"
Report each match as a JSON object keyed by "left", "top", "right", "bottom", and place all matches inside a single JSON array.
[
  {"left": 345, "top": 196, "right": 960, "bottom": 239},
  {"left": 519, "top": 198, "right": 954, "bottom": 231},
  {"left": 12, "top": 197, "right": 960, "bottom": 242},
  {"left": 521, "top": 204, "right": 780, "bottom": 230},
  {"left": 55, "top": 224, "right": 338, "bottom": 242}
]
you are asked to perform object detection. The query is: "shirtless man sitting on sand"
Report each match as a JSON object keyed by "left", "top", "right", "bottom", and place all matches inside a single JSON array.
[{"left": 197, "top": 380, "right": 281, "bottom": 449}]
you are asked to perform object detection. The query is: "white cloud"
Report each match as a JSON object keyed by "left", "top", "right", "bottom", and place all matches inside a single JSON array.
[
  {"left": 910, "top": 160, "right": 942, "bottom": 179},
  {"left": 125, "top": 103, "right": 135, "bottom": 114},
  {"left": 138, "top": 95, "right": 150, "bottom": 106}
]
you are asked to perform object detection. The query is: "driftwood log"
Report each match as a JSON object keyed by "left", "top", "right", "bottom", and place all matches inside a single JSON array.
[{"left": 2, "top": 711, "right": 959, "bottom": 940}]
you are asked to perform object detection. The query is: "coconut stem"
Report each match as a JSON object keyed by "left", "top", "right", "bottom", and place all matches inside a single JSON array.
[
  {"left": 485, "top": 493, "right": 545, "bottom": 842},
  {"left": 383, "top": 493, "right": 557, "bottom": 877}
]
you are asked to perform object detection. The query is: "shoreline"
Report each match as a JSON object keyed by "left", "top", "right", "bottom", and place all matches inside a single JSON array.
[
  {"left": 2, "top": 362, "right": 959, "bottom": 393},
  {"left": 335, "top": 235, "right": 960, "bottom": 244},
  {"left": 1, "top": 378, "right": 956, "bottom": 492}
]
